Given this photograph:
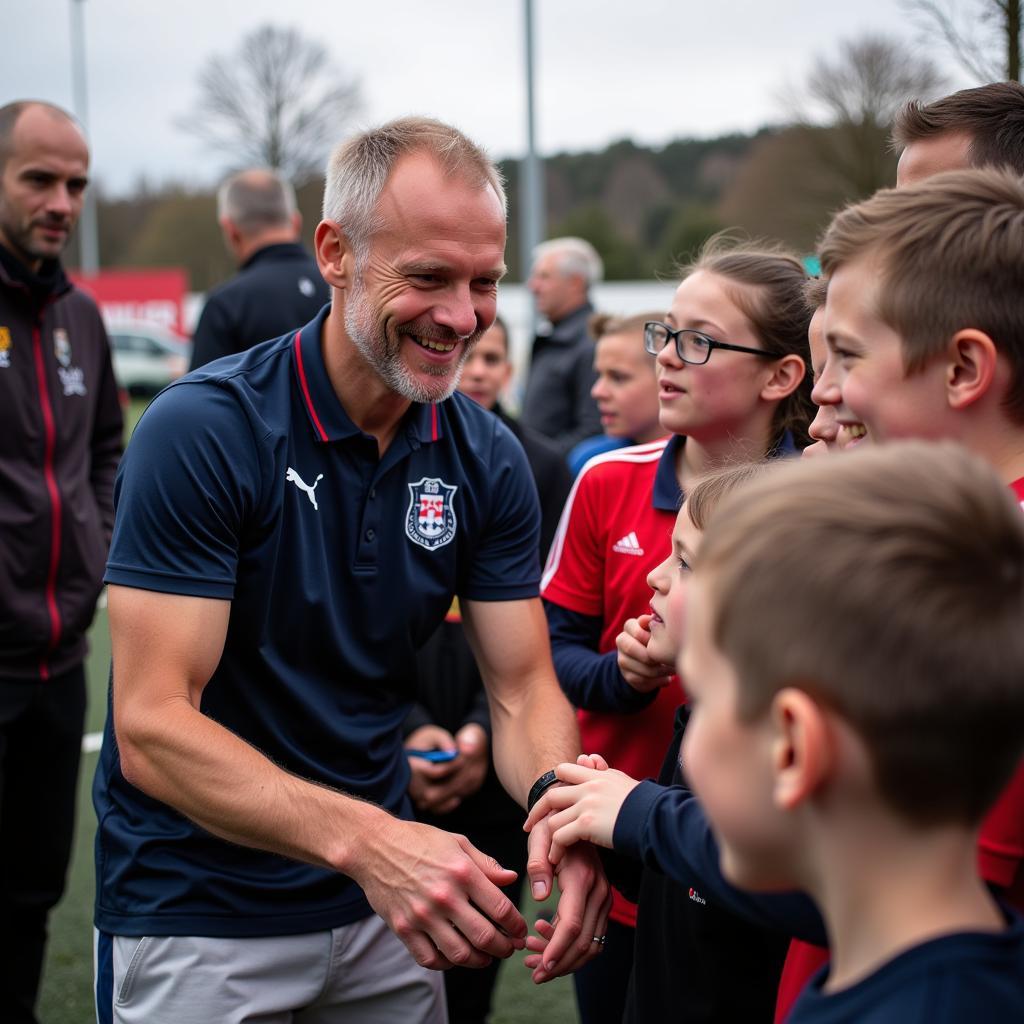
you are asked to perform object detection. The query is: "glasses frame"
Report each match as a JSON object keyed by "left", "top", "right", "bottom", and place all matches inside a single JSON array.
[{"left": 643, "top": 321, "right": 782, "bottom": 365}]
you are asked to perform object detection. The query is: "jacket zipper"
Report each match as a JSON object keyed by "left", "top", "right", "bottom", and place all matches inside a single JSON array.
[{"left": 31, "top": 315, "right": 63, "bottom": 679}]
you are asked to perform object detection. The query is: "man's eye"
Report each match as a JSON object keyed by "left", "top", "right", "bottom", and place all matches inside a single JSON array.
[{"left": 677, "top": 556, "right": 691, "bottom": 573}]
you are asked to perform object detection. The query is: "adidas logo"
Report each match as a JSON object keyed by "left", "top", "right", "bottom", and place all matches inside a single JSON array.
[{"left": 612, "top": 532, "right": 644, "bottom": 556}]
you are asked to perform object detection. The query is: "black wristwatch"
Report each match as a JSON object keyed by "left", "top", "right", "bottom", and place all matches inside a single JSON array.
[{"left": 527, "top": 769, "right": 561, "bottom": 811}]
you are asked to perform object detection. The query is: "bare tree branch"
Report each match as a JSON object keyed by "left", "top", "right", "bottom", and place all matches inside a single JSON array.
[
  {"left": 902, "top": 0, "right": 1021, "bottom": 81},
  {"left": 178, "top": 24, "right": 362, "bottom": 182}
]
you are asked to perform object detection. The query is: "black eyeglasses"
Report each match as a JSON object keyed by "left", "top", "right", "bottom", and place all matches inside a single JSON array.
[{"left": 643, "top": 322, "right": 781, "bottom": 365}]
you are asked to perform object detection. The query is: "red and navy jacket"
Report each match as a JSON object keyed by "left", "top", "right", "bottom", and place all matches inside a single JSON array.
[{"left": 0, "top": 244, "right": 123, "bottom": 680}]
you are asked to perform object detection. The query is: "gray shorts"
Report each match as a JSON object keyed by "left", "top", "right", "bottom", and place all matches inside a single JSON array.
[{"left": 94, "top": 914, "right": 447, "bottom": 1023}]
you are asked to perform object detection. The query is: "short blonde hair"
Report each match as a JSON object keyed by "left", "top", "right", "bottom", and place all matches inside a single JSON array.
[{"left": 697, "top": 441, "right": 1024, "bottom": 827}]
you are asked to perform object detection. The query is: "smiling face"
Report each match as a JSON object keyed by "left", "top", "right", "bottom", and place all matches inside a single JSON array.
[
  {"left": 341, "top": 150, "right": 507, "bottom": 403},
  {"left": 823, "top": 256, "right": 951, "bottom": 446},
  {"left": 0, "top": 104, "right": 89, "bottom": 272},
  {"left": 590, "top": 330, "right": 662, "bottom": 443},
  {"left": 805, "top": 305, "right": 863, "bottom": 458},
  {"left": 646, "top": 502, "right": 700, "bottom": 665},
  {"left": 457, "top": 321, "right": 512, "bottom": 410},
  {"left": 657, "top": 271, "right": 778, "bottom": 443}
]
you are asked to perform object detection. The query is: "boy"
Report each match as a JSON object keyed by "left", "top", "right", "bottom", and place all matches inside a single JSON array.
[{"left": 681, "top": 442, "right": 1024, "bottom": 1019}]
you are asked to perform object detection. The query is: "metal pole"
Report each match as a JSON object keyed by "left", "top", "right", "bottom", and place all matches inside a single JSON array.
[
  {"left": 70, "top": 0, "right": 100, "bottom": 274},
  {"left": 519, "top": 0, "right": 545, "bottom": 291}
]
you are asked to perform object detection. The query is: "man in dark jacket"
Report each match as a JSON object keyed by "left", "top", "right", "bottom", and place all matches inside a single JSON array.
[
  {"left": 521, "top": 236, "right": 603, "bottom": 455},
  {"left": 189, "top": 168, "right": 329, "bottom": 369},
  {"left": 0, "top": 99, "right": 123, "bottom": 1024}
]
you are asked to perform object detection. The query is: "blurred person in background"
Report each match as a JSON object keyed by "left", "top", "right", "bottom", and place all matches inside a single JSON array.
[
  {"left": 568, "top": 312, "right": 665, "bottom": 475},
  {"left": 404, "top": 314, "right": 571, "bottom": 1023},
  {"left": 189, "top": 168, "right": 328, "bottom": 369},
  {"left": 521, "top": 237, "right": 603, "bottom": 454},
  {"left": 0, "top": 99, "right": 122, "bottom": 1024}
]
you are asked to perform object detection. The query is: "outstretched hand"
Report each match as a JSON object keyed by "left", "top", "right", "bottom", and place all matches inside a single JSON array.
[
  {"left": 522, "top": 830, "right": 611, "bottom": 984},
  {"left": 524, "top": 761, "right": 641, "bottom": 864}
]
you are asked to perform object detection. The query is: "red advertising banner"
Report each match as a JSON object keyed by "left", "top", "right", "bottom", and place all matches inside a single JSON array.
[{"left": 70, "top": 268, "right": 189, "bottom": 337}]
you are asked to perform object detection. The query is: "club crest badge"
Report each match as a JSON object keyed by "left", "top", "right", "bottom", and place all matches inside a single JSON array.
[
  {"left": 54, "top": 328, "right": 71, "bottom": 367},
  {"left": 0, "top": 326, "right": 10, "bottom": 369},
  {"left": 406, "top": 477, "right": 458, "bottom": 550}
]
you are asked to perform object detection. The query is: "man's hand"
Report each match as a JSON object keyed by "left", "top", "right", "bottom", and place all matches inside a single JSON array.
[
  {"left": 351, "top": 816, "right": 527, "bottom": 971},
  {"left": 616, "top": 614, "right": 674, "bottom": 692},
  {"left": 524, "top": 761, "right": 640, "bottom": 863},
  {"left": 523, "top": 828, "right": 610, "bottom": 984},
  {"left": 405, "top": 723, "right": 490, "bottom": 815}
]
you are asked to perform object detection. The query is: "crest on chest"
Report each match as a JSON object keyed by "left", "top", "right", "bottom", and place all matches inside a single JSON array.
[{"left": 406, "top": 477, "right": 458, "bottom": 550}]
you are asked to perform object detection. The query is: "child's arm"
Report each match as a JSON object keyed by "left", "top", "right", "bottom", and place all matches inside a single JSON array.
[{"left": 524, "top": 761, "right": 641, "bottom": 864}]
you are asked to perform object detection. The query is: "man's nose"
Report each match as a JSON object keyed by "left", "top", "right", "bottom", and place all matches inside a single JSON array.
[
  {"left": 46, "top": 183, "right": 74, "bottom": 219},
  {"left": 434, "top": 286, "right": 478, "bottom": 338}
]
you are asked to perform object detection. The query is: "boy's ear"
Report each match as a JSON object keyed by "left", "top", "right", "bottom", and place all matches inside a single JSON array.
[
  {"left": 760, "top": 354, "right": 806, "bottom": 404},
  {"left": 314, "top": 219, "right": 356, "bottom": 291},
  {"left": 769, "top": 687, "right": 832, "bottom": 811},
  {"left": 946, "top": 329, "right": 998, "bottom": 412}
]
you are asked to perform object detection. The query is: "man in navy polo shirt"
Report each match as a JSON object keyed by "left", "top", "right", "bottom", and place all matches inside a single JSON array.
[{"left": 93, "top": 117, "right": 609, "bottom": 1023}]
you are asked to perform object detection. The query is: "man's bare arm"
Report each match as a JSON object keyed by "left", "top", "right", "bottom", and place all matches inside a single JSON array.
[{"left": 109, "top": 585, "right": 527, "bottom": 970}]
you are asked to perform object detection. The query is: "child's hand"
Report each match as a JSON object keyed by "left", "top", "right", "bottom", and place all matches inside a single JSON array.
[
  {"left": 523, "top": 762, "right": 640, "bottom": 863},
  {"left": 616, "top": 614, "right": 674, "bottom": 692}
]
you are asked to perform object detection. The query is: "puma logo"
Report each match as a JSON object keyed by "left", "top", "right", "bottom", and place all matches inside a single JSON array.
[{"left": 286, "top": 467, "right": 324, "bottom": 511}]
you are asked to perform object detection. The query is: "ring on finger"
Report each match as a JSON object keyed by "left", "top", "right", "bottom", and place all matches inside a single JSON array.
[{"left": 591, "top": 935, "right": 606, "bottom": 946}]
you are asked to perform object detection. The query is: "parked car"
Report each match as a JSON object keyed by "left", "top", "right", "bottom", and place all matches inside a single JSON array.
[{"left": 107, "top": 322, "right": 191, "bottom": 397}]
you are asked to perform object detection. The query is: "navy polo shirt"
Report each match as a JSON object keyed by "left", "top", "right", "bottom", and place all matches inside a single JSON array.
[{"left": 94, "top": 306, "right": 541, "bottom": 938}]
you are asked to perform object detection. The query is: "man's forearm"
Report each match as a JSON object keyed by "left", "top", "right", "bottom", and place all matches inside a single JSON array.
[
  {"left": 117, "top": 689, "right": 387, "bottom": 876},
  {"left": 487, "top": 673, "right": 580, "bottom": 807}
]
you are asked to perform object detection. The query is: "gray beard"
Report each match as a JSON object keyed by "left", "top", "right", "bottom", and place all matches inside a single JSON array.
[{"left": 344, "top": 279, "right": 470, "bottom": 404}]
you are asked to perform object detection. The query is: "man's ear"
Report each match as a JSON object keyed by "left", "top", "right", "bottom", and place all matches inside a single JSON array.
[
  {"left": 769, "top": 687, "right": 831, "bottom": 811},
  {"left": 760, "top": 354, "right": 806, "bottom": 404},
  {"left": 946, "top": 329, "right": 998, "bottom": 412},
  {"left": 315, "top": 219, "right": 355, "bottom": 290},
  {"left": 219, "top": 216, "right": 242, "bottom": 253}
]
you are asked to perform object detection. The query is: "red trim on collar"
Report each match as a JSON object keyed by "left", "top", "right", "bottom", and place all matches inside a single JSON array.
[
  {"left": 431, "top": 404, "right": 438, "bottom": 441},
  {"left": 294, "top": 332, "right": 328, "bottom": 442}
]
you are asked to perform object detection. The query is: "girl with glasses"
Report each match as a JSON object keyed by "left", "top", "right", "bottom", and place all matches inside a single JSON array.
[{"left": 539, "top": 237, "right": 813, "bottom": 1024}]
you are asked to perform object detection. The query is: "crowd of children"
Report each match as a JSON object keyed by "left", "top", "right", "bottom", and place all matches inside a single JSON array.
[{"left": 521, "top": 80, "right": 1024, "bottom": 1023}]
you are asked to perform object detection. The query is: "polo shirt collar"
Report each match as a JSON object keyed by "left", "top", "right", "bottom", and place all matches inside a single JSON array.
[
  {"left": 653, "top": 434, "right": 685, "bottom": 511},
  {"left": 650, "top": 429, "right": 799, "bottom": 511},
  {"left": 291, "top": 305, "right": 446, "bottom": 446}
]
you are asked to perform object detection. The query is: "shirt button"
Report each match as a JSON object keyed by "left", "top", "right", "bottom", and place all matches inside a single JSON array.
[
  {"left": 365, "top": 528, "right": 375, "bottom": 541},
  {"left": 369, "top": 488, "right": 377, "bottom": 500}
]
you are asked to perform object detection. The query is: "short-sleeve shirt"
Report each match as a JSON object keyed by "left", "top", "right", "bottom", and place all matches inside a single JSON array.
[{"left": 94, "top": 306, "right": 541, "bottom": 938}]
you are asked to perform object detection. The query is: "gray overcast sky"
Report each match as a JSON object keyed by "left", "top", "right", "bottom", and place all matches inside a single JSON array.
[{"left": 7, "top": 0, "right": 967, "bottom": 196}]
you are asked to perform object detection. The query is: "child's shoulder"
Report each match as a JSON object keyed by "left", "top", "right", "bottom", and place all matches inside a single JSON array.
[{"left": 789, "top": 913, "right": 1024, "bottom": 1023}]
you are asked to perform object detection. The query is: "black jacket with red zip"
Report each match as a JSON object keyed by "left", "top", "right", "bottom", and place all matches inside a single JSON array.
[{"left": 0, "top": 243, "right": 123, "bottom": 680}]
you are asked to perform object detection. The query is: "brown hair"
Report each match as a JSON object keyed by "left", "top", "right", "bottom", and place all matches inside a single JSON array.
[
  {"left": 818, "top": 167, "right": 1024, "bottom": 424},
  {"left": 682, "top": 235, "right": 814, "bottom": 450},
  {"left": 589, "top": 311, "right": 660, "bottom": 341},
  {"left": 802, "top": 275, "right": 828, "bottom": 312},
  {"left": 891, "top": 81, "right": 1024, "bottom": 174},
  {"left": 685, "top": 459, "right": 778, "bottom": 530},
  {"left": 697, "top": 441, "right": 1024, "bottom": 826}
]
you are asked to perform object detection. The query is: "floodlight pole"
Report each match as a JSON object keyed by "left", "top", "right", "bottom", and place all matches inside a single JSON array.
[
  {"left": 70, "top": 0, "right": 100, "bottom": 274},
  {"left": 519, "top": 0, "right": 545, "bottom": 293}
]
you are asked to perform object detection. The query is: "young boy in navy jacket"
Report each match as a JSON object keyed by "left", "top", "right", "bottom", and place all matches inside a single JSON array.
[{"left": 679, "top": 443, "right": 1024, "bottom": 1021}]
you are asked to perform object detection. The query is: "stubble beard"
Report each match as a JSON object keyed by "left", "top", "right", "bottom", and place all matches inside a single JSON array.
[{"left": 344, "top": 275, "right": 477, "bottom": 404}]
